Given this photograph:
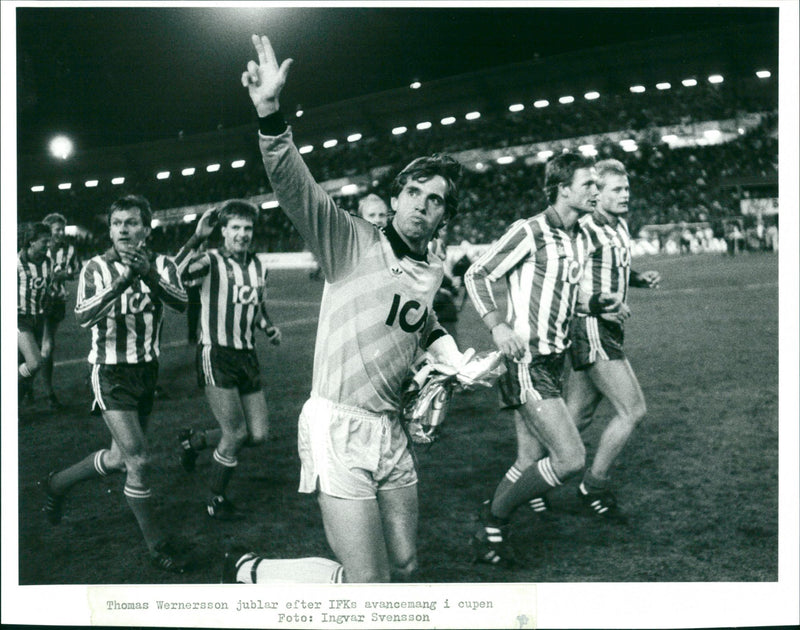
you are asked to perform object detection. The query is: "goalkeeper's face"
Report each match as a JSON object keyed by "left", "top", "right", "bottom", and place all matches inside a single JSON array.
[{"left": 391, "top": 175, "right": 448, "bottom": 250}]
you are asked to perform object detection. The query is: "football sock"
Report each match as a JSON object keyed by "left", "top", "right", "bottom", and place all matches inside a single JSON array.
[
  {"left": 581, "top": 470, "right": 609, "bottom": 494},
  {"left": 124, "top": 483, "right": 163, "bottom": 552},
  {"left": 236, "top": 555, "right": 344, "bottom": 584},
  {"left": 189, "top": 429, "right": 210, "bottom": 451},
  {"left": 491, "top": 457, "right": 563, "bottom": 520},
  {"left": 49, "top": 449, "right": 110, "bottom": 495},
  {"left": 41, "top": 354, "right": 55, "bottom": 393},
  {"left": 209, "top": 450, "right": 237, "bottom": 496}
]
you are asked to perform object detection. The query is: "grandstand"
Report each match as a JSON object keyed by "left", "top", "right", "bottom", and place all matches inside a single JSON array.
[{"left": 17, "top": 22, "right": 778, "bottom": 256}]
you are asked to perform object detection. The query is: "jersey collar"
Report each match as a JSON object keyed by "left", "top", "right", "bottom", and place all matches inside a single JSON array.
[
  {"left": 384, "top": 221, "right": 428, "bottom": 263},
  {"left": 218, "top": 247, "right": 253, "bottom": 265},
  {"left": 544, "top": 206, "right": 582, "bottom": 236}
]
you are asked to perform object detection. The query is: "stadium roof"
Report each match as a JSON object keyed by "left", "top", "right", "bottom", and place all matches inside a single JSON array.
[{"left": 14, "top": 5, "right": 779, "bottom": 158}]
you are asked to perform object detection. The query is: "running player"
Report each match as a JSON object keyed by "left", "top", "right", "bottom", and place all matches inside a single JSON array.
[
  {"left": 173, "top": 200, "right": 282, "bottom": 521},
  {"left": 18, "top": 223, "right": 52, "bottom": 404},
  {"left": 40, "top": 213, "right": 81, "bottom": 409},
  {"left": 464, "top": 152, "right": 627, "bottom": 566},
  {"left": 221, "top": 34, "right": 467, "bottom": 584},
  {"left": 565, "top": 158, "right": 660, "bottom": 519},
  {"left": 41, "top": 195, "right": 189, "bottom": 573}
]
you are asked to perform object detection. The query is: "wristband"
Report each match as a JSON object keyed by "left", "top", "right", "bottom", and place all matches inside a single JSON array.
[{"left": 258, "top": 111, "right": 288, "bottom": 136}]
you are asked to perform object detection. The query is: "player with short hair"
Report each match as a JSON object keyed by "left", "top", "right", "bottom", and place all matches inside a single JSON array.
[
  {"left": 41, "top": 195, "right": 190, "bottom": 573},
  {"left": 357, "top": 193, "right": 389, "bottom": 228},
  {"left": 465, "top": 152, "right": 627, "bottom": 566},
  {"left": 39, "top": 212, "right": 81, "bottom": 409},
  {"left": 219, "top": 34, "right": 467, "bottom": 584},
  {"left": 173, "top": 200, "right": 282, "bottom": 521},
  {"left": 564, "top": 158, "right": 660, "bottom": 519},
  {"left": 18, "top": 222, "right": 53, "bottom": 404}
]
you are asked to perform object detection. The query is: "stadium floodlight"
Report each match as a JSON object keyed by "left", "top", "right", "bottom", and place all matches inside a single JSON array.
[
  {"left": 183, "top": 213, "right": 197, "bottom": 222},
  {"left": 509, "top": 103, "right": 524, "bottom": 112},
  {"left": 619, "top": 139, "right": 637, "bottom": 148},
  {"left": 151, "top": 219, "right": 161, "bottom": 228},
  {"left": 558, "top": 95, "right": 574, "bottom": 104},
  {"left": 661, "top": 134, "right": 679, "bottom": 143},
  {"left": 534, "top": 99, "right": 549, "bottom": 108},
  {"left": 496, "top": 156, "right": 515, "bottom": 165},
  {"left": 440, "top": 116, "right": 456, "bottom": 125},
  {"left": 261, "top": 200, "right": 280, "bottom": 209},
  {"left": 475, "top": 162, "right": 485, "bottom": 170},
  {"left": 231, "top": 159, "right": 246, "bottom": 168},
  {"left": 578, "top": 144, "right": 597, "bottom": 157},
  {"left": 656, "top": 82, "right": 671, "bottom": 90},
  {"left": 584, "top": 91, "right": 600, "bottom": 100},
  {"left": 347, "top": 133, "right": 362, "bottom": 143},
  {"left": 704, "top": 129, "right": 722, "bottom": 141},
  {"left": 58, "top": 182, "right": 72, "bottom": 190},
  {"left": 49, "top": 135, "right": 73, "bottom": 160},
  {"left": 416, "top": 121, "right": 432, "bottom": 130},
  {"left": 465, "top": 111, "right": 481, "bottom": 120},
  {"left": 206, "top": 163, "right": 221, "bottom": 172},
  {"left": 182, "top": 167, "right": 196, "bottom": 177},
  {"left": 85, "top": 180, "right": 99, "bottom": 188},
  {"left": 708, "top": 74, "right": 724, "bottom": 84},
  {"left": 31, "top": 185, "right": 45, "bottom": 192},
  {"left": 111, "top": 176, "right": 125, "bottom": 185},
  {"left": 392, "top": 126, "right": 408, "bottom": 135},
  {"left": 323, "top": 139, "right": 338, "bottom": 149},
  {"left": 341, "top": 184, "right": 359, "bottom": 195},
  {"left": 538, "top": 150, "right": 554, "bottom": 160},
  {"left": 410, "top": 81, "right": 421, "bottom": 90},
  {"left": 296, "top": 109, "right": 304, "bottom": 118},
  {"left": 156, "top": 171, "right": 170, "bottom": 180},
  {"left": 299, "top": 145, "right": 314, "bottom": 154},
  {"left": 621, "top": 143, "right": 638, "bottom": 153},
  {"left": 738, "top": 127, "right": 745, "bottom": 135},
  {"left": 629, "top": 85, "right": 646, "bottom": 93},
  {"left": 756, "top": 70, "right": 771, "bottom": 79},
  {"left": 682, "top": 78, "right": 698, "bottom": 87}
]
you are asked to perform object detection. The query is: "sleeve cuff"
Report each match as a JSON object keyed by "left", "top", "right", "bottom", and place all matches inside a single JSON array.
[{"left": 258, "top": 111, "right": 288, "bottom": 136}]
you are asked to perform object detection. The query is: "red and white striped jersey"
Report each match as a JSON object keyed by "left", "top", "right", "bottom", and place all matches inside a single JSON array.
[
  {"left": 75, "top": 248, "right": 186, "bottom": 364},
  {"left": 258, "top": 128, "right": 446, "bottom": 414},
  {"left": 178, "top": 249, "right": 269, "bottom": 350},
  {"left": 47, "top": 242, "right": 80, "bottom": 301},
  {"left": 465, "top": 207, "right": 586, "bottom": 359},
  {"left": 577, "top": 213, "right": 632, "bottom": 304},
  {"left": 17, "top": 250, "right": 52, "bottom": 315}
]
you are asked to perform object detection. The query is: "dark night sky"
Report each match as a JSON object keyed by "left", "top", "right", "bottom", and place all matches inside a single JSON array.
[{"left": 15, "top": 5, "right": 779, "bottom": 156}]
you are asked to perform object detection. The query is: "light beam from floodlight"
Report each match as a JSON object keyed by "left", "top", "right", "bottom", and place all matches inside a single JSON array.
[{"left": 50, "top": 135, "right": 74, "bottom": 160}]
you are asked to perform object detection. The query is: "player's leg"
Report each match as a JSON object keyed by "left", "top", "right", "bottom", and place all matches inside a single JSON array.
[
  {"left": 318, "top": 492, "right": 392, "bottom": 582},
  {"left": 578, "top": 358, "right": 646, "bottom": 518},
  {"left": 240, "top": 389, "right": 270, "bottom": 446},
  {"left": 563, "top": 365, "right": 603, "bottom": 432},
  {"left": 18, "top": 328, "right": 42, "bottom": 383},
  {"left": 203, "top": 384, "right": 247, "bottom": 518},
  {"left": 377, "top": 481, "right": 419, "bottom": 581},
  {"left": 40, "top": 309, "right": 65, "bottom": 408}
]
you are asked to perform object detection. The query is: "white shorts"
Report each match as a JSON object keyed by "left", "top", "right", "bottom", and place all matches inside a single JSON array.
[{"left": 297, "top": 397, "right": 418, "bottom": 500}]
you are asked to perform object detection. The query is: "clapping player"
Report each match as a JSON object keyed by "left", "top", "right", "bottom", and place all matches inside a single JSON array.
[{"left": 42, "top": 195, "right": 189, "bottom": 573}]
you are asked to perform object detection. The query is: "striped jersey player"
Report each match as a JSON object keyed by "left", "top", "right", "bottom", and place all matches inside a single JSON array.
[
  {"left": 18, "top": 242, "right": 52, "bottom": 318},
  {"left": 465, "top": 207, "right": 587, "bottom": 361},
  {"left": 76, "top": 245, "right": 186, "bottom": 364}
]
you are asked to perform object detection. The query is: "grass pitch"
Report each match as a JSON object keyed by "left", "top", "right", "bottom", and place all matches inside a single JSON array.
[{"left": 17, "top": 252, "right": 778, "bottom": 584}]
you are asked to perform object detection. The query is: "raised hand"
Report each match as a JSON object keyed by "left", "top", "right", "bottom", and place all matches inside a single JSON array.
[
  {"left": 241, "top": 34, "right": 294, "bottom": 117},
  {"left": 639, "top": 270, "right": 661, "bottom": 289},
  {"left": 195, "top": 207, "right": 218, "bottom": 241}
]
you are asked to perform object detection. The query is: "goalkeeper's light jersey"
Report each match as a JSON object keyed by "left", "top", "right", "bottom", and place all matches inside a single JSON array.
[
  {"left": 465, "top": 208, "right": 586, "bottom": 359},
  {"left": 259, "top": 128, "right": 445, "bottom": 414},
  {"left": 577, "top": 212, "right": 632, "bottom": 305}
]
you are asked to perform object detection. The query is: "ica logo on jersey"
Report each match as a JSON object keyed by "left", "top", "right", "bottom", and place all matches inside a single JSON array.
[
  {"left": 119, "top": 291, "right": 154, "bottom": 314},
  {"left": 385, "top": 293, "right": 429, "bottom": 333},
  {"left": 232, "top": 284, "right": 261, "bottom": 305},
  {"left": 32, "top": 277, "right": 46, "bottom": 289},
  {"left": 560, "top": 259, "right": 583, "bottom": 284}
]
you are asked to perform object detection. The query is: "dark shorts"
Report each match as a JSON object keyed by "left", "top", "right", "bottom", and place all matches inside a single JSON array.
[
  {"left": 196, "top": 344, "right": 262, "bottom": 394},
  {"left": 18, "top": 314, "right": 44, "bottom": 342},
  {"left": 498, "top": 352, "right": 567, "bottom": 409},
  {"left": 44, "top": 298, "right": 67, "bottom": 324},
  {"left": 90, "top": 362, "right": 159, "bottom": 415},
  {"left": 569, "top": 315, "right": 625, "bottom": 371}
]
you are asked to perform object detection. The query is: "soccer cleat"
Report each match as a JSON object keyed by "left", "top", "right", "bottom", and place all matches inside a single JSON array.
[
  {"left": 150, "top": 539, "right": 188, "bottom": 574},
  {"left": 207, "top": 495, "right": 242, "bottom": 521},
  {"left": 40, "top": 472, "right": 64, "bottom": 525},
  {"left": 177, "top": 428, "right": 199, "bottom": 472},
  {"left": 528, "top": 494, "right": 554, "bottom": 520},
  {"left": 221, "top": 548, "right": 258, "bottom": 583},
  {"left": 577, "top": 483, "right": 628, "bottom": 522},
  {"left": 470, "top": 501, "right": 516, "bottom": 567}
]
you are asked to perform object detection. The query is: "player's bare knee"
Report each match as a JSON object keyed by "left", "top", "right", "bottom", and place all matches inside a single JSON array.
[
  {"left": 124, "top": 453, "right": 151, "bottom": 480},
  {"left": 555, "top": 441, "right": 586, "bottom": 477},
  {"left": 391, "top": 555, "right": 418, "bottom": 582},
  {"left": 26, "top": 357, "right": 42, "bottom": 374},
  {"left": 344, "top": 565, "right": 391, "bottom": 583}
]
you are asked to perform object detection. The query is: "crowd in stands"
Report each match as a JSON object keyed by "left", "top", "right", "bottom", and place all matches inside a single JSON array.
[{"left": 18, "top": 74, "right": 778, "bottom": 256}]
